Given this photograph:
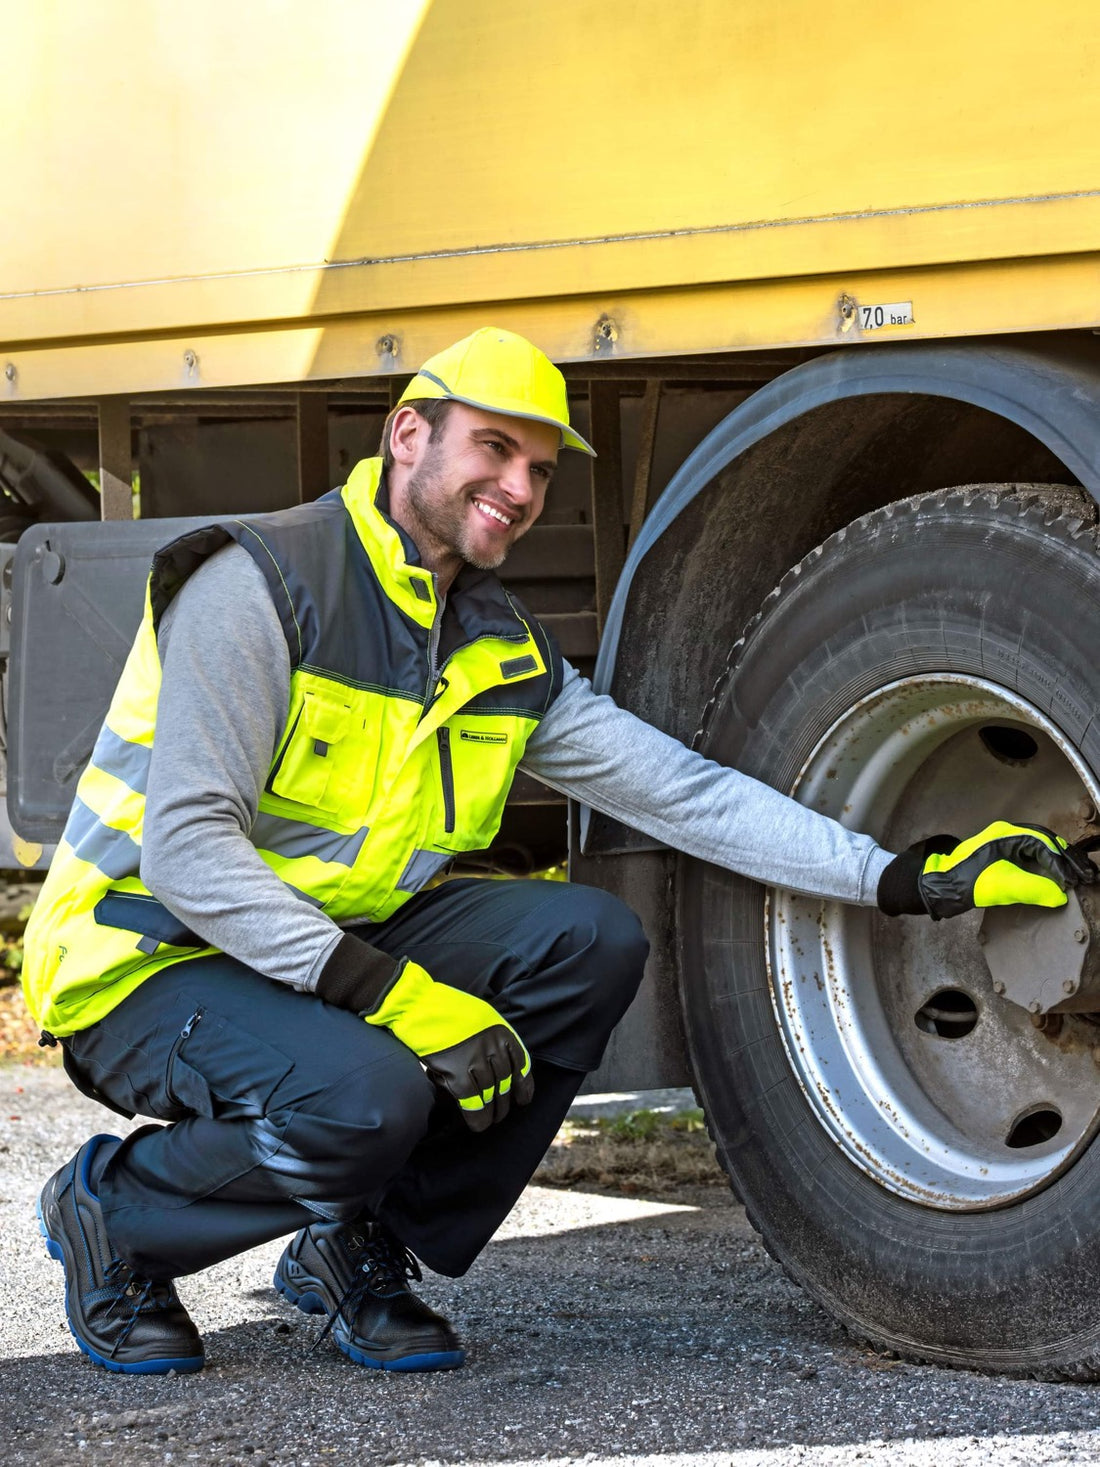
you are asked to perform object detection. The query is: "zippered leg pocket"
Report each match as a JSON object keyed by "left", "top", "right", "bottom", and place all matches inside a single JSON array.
[{"left": 166, "top": 1007, "right": 294, "bottom": 1121}]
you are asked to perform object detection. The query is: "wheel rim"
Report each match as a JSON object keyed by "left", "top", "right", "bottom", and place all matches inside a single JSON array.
[{"left": 769, "top": 673, "right": 1100, "bottom": 1210}]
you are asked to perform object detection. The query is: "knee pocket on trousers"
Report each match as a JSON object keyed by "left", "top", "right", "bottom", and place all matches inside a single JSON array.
[
  {"left": 272, "top": 1050, "right": 434, "bottom": 1187},
  {"left": 553, "top": 886, "right": 648, "bottom": 956},
  {"left": 557, "top": 889, "right": 650, "bottom": 1013},
  {"left": 506, "top": 890, "right": 650, "bottom": 1073}
]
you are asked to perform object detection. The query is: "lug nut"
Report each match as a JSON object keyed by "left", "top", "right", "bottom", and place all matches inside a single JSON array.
[
  {"left": 1063, "top": 978, "right": 1077, "bottom": 994},
  {"left": 1075, "top": 928, "right": 1088, "bottom": 944},
  {"left": 992, "top": 980, "right": 1006, "bottom": 995}
]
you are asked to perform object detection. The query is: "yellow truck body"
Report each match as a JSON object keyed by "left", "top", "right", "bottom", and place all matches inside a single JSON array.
[{"left": 6, "top": 0, "right": 1100, "bottom": 399}]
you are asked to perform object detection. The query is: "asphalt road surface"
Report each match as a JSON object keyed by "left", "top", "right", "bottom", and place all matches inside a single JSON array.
[{"left": 3, "top": 1066, "right": 1100, "bottom": 1467}]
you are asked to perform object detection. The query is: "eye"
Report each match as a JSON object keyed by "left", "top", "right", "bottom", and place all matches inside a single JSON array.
[{"left": 532, "top": 465, "right": 554, "bottom": 483}]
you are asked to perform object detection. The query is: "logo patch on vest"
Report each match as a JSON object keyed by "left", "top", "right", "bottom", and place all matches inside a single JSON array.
[
  {"left": 459, "top": 730, "right": 509, "bottom": 745},
  {"left": 499, "top": 654, "right": 538, "bottom": 678}
]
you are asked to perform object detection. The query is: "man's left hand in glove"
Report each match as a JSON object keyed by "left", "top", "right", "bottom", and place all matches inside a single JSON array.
[{"left": 877, "top": 820, "right": 1096, "bottom": 921}]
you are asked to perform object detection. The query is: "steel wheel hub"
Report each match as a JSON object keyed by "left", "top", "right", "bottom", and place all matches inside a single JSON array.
[{"left": 769, "top": 674, "right": 1100, "bottom": 1209}]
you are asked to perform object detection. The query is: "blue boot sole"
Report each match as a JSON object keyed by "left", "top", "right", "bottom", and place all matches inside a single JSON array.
[
  {"left": 273, "top": 1268, "right": 465, "bottom": 1372},
  {"left": 37, "top": 1196, "right": 204, "bottom": 1375}
]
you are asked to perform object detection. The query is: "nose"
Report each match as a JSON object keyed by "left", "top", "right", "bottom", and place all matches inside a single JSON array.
[{"left": 498, "top": 456, "right": 536, "bottom": 506}]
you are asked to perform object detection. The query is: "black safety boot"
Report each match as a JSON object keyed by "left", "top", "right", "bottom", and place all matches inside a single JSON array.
[
  {"left": 273, "top": 1217, "right": 464, "bottom": 1371},
  {"left": 37, "top": 1134, "right": 204, "bottom": 1374}
]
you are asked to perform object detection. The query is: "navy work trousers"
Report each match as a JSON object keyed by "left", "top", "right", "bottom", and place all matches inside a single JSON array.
[{"left": 62, "top": 878, "right": 648, "bottom": 1281}]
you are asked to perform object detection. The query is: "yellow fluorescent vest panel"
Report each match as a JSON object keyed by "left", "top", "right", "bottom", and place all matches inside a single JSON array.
[{"left": 5, "top": 0, "right": 1100, "bottom": 394}]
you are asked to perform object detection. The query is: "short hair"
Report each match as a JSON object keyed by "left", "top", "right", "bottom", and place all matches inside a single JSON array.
[{"left": 379, "top": 397, "right": 454, "bottom": 470}]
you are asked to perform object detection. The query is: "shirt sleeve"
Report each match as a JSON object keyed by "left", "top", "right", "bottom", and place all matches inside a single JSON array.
[
  {"left": 139, "top": 544, "right": 345, "bottom": 990},
  {"left": 520, "top": 660, "right": 893, "bottom": 906}
]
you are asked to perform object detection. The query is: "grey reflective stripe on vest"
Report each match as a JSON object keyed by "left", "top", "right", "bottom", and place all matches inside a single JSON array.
[
  {"left": 251, "top": 813, "right": 370, "bottom": 868},
  {"left": 395, "top": 848, "right": 452, "bottom": 893},
  {"left": 65, "top": 798, "right": 142, "bottom": 881},
  {"left": 90, "top": 725, "right": 152, "bottom": 796},
  {"left": 283, "top": 883, "right": 326, "bottom": 908}
]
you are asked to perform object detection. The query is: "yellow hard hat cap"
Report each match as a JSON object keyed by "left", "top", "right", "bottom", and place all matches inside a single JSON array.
[{"left": 398, "top": 327, "right": 595, "bottom": 456}]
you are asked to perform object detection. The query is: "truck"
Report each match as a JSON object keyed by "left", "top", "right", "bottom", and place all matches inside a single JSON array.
[{"left": 6, "top": 0, "right": 1100, "bottom": 1380}]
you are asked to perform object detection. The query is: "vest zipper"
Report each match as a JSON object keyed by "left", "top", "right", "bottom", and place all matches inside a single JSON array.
[
  {"left": 425, "top": 587, "right": 444, "bottom": 704},
  {"left": 437, "top": 727, "right": 456, "bottom": 834}
]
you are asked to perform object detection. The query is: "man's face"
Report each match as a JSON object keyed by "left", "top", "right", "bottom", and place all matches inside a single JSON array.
[{"left": 396, "top": 403, "right": 559, "bottom": 574}]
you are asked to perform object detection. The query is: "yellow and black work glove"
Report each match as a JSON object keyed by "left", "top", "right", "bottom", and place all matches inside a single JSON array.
[
  {"left": 316, "top": 936, "right": 535, "bottom": 1130},
  {"left": 877, "top": 820, "right": 1095, "bottom": 921},
  {"left": 363, "top": 960, "right": 534, "bottom": 1131}
]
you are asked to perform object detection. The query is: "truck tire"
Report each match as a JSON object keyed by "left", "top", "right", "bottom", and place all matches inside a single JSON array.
[{"left": 677, "top": 485, "right": 1100, "bottom": 1379}]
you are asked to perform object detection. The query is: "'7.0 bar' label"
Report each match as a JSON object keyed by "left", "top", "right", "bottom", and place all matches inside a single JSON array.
[{"left": 859, "top": 301, "right": 914, "bottom": 330}]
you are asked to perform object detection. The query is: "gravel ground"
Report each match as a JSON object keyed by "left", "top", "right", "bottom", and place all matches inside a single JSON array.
[{"left": 3, "top": 1067, "right": 1100, "bottom": 1467}]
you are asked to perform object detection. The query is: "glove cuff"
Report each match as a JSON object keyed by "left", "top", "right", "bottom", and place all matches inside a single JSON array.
[
  {"left": 877, "top": 847, "right": 929, "bottom": 916},
  {"left": 362, "top": 958, "right": 435, "bottom": 1025},
  {"left": 315, "top": 933, "right": 404, "bottom": 1014}
]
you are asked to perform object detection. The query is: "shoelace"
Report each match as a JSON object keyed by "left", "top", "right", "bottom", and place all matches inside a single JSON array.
[
  {"left": 313, "top": 1226, "right": 422, "bottom": 1351},
  {"left": 102, "top": 1258, "right": 177, "bottom": 1355}
]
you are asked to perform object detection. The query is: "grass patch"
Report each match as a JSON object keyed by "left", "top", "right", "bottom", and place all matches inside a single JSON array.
[
  {"left": 0, "top": 984, "right": 56, "bottom": 1064},
  {"left": 535, "top": 1106, "right": 727, "bottom": 1196}
]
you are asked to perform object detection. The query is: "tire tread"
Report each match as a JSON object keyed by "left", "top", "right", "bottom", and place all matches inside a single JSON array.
[{"left": 683, "top": 482, "right": 1100, "bottom": 1382}]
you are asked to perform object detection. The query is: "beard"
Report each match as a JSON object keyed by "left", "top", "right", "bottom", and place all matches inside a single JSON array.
[{"left": 404, "top": 445, "right": 516, "bottom": 571}]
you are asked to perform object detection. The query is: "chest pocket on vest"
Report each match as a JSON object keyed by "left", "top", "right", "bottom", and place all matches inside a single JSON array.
[
  {"left": 269, "top": 689, "right": 376, "bottom": 823},
  {"left": 445, "top": 719, "right": 529, "bottom": 849}
]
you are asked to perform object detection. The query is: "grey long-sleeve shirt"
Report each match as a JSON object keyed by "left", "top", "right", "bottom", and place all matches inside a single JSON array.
[{"left": 142, "top": 545, "right": 892, "bottom": 992}]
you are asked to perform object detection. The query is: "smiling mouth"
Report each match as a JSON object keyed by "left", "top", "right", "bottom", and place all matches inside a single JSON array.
[{"left": 472, "top": 497, "right": 515, "bottom": 529}]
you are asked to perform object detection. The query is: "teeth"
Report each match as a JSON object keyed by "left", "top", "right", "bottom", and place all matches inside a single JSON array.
[{"left": 474, "top": 499, "right": 512, "bottom": 527}]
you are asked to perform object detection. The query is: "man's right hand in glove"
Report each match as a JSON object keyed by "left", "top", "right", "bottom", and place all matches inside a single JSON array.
[
  {"left": 877, "top": 820, "right": 1094, "bottom": 920},
  {"left": 362, "top": 960, "right": 534, "bottom": 1131}
]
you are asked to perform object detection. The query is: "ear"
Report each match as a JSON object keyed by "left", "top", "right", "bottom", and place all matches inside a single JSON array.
[{"left": 389, "top": 405, "right": 432, "bottom": 467}]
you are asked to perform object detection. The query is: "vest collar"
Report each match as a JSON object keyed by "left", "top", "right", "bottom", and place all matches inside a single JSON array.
[
  {"left": 342, "top": 458, "right": 437, "bottom": 627},
  {"left": 341, "top": 457, "right": 538, "bottom": 645}
]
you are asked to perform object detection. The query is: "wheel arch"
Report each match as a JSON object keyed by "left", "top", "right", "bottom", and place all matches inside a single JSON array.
[
  {"left": 579, "top": 333, "right": 1100, "bottom": 1095},
  {"left": 591, "top": 337, "right": 1100, "bottom": 787}
]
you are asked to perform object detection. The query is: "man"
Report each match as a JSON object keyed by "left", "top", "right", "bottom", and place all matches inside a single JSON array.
[{"left": 23, "top": 327, "right": 1086, "bottom": 1376}]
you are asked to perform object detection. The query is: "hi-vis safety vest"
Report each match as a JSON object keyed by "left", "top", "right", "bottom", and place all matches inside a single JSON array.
[{"left": 22, "top": 457, "right": 562, "bottom": 1037}]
